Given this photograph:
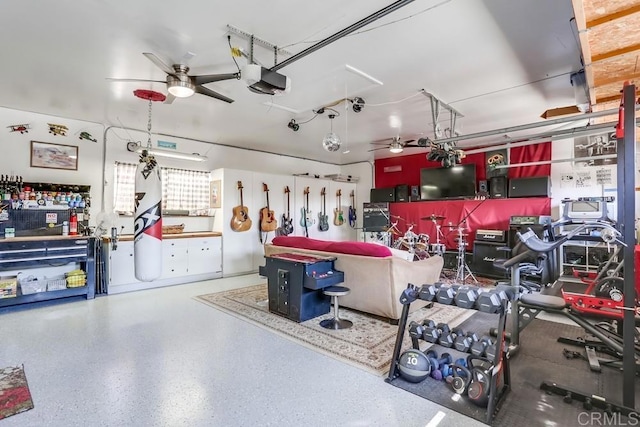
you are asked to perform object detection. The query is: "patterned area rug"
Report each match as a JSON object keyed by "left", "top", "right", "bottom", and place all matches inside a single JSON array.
[
  {"left": 0, "top": 365, "right": 34, "bottom": 420},
  {"left": 195, "top": 284, "right": 474, "bottom": 376}
]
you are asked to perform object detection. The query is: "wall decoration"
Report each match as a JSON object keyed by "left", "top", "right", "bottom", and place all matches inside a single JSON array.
[
  {"left": 596, "top": 167, "right": 613, "bottom": 185},
  {"left": 573, "top": 131, "right": 616, "bottom": 167},
  {"left": 210, "top": 180, "right": 221, "bottom": 208},
  {"left": 78, "top": 131, "right": 97, "bottom": 142},
  {"left": 560, "top": 173, "right": 575, "bottom": 188},
  {"left": 47, "top": 123, "right": 68, "bottom": 136},
  {"left": 30, "top": 141, "right": 78, "bottom": 171},
  {"left": 7, "top": 123, "right": 30, "bottom": 134},
  {"left": 485, "top": 148, "right": 508, "bottom": 178}
]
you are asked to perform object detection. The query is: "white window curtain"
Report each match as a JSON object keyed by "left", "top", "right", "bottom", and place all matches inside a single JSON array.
[
  {"left": 113, "top": 162, "right": 137, "bottom": 214},
  {"left": 113, "top": 162, "right": 211, "bottom": 213},
  {"left": 161, "top": 167, "right": 211, "bottom": 211}
]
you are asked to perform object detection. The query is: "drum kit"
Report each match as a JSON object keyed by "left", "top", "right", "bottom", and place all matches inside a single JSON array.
[{"left": 387, "top": 214, "right": 477, "bottom": 284}]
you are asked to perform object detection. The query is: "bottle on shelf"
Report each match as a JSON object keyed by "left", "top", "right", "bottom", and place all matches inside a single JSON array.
[{"left": 69, "top": 209, "right": 78, "bottom": 236}]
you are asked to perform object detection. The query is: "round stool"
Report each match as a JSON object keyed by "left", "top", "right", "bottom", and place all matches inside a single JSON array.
[{"left": 320, "top": 286, "right": 353, "bottom": 330}]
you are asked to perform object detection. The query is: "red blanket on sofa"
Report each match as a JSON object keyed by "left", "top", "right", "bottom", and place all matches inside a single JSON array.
[{"left": 271, "top": 236, "right": 392, "bottom": 258}]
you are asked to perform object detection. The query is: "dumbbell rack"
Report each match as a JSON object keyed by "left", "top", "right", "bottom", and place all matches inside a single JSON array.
[{"left": 386, "top": 284, "right": 511, "bottom": 425}]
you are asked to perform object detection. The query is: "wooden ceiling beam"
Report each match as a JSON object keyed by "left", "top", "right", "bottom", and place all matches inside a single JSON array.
[
  {"left": 592, "top": 43, "right": 640, "bottom": 63},
  {"left": 586, "top": 4, "right": 640, "bottom": 28},
  {"left": 572, "top": 0, "right": 597, "bottom": 105},
  {"left": 596, "top": 87, "right": 639, "bottom": 104},
  {"left": 594, "top": 71, "right": 640, "bottom": 86}
]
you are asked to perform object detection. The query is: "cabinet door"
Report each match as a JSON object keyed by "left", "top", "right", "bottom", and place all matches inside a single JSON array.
[
  {"left": 162, "top": 240, "right": 189, "bottom": 278},
  {"left": 188, "top": 237, "right": 222, "bottom": 275},
  {"left": 109, "top": 241, "right": 139, "bottom": 286}
]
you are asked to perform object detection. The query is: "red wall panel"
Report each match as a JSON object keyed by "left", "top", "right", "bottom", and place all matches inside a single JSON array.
[{"left": 374, "top": 142, "right": 551, "bottom": 188}]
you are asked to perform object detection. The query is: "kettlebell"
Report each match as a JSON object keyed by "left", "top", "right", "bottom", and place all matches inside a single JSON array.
[
  {"left": 467, "top": 366, "right": 491, "bottom": 407},
  {"left": 446, "top": 363, "right": 471, "bottom": 394}
]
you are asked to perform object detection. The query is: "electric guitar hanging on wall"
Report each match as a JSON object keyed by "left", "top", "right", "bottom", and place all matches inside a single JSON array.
[
  {"left": 277, "top": 186, "right": 294, "bottom": 236},
  {"left": 318, "top": 187, "right": 329, "bottom": 232},
  {"left": 231, "top": 181, "right": 252, "bottom": 232},
  {"left": 260, "top": 183, "right": 278, "bottom": 232},
  {"left": 348, "top": 190, "right": 357, "bottom": 228},
  {"left": 333, "top": 189, "right": 345, "bottom": 226},
  {"left": 300, "top": 186, "right": 314, "bottom": 237}
]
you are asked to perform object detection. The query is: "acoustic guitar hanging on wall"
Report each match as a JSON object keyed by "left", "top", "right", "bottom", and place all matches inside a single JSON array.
[
  {"left": 334, "top": 189, "right": 345, "bottom": 226},
  {"left": 231, "top": 181, "right": 252, "bottom": 232},
  {"left": 260, "top": 183, "right": 278, "bottom": 232}
]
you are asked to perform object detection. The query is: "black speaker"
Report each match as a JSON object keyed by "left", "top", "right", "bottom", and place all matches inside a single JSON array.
[
  {"left": 478, "top": 180, "right": 488, "bottom": 193},
  {"left": 410, "top": 185, "right": 420, "bottom": 201},
  {"left": 489, "top": 176, "right": 507, "bottom": 199},
  {"left": 442, "top": 251, "right": 473, "bottom": 270},
  {"left": 508, "top": 176, "right": 550, "bottom": 198},
  {"left": 472, "top": 242, "right": 508, "bottom": 279},
  {"left": 370, "top": 187, "right": 396, "bottom": 203},
  {"left": 395, "top": 185, "right": 409, "bottom": 202},
  {"left": 363, "top": 202, "right": 390, "bottom": 231}
]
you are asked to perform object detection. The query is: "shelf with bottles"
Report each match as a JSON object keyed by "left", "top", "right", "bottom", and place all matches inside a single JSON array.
[{"left": 0, "top": 179, "right": 91, "bottom": 237}]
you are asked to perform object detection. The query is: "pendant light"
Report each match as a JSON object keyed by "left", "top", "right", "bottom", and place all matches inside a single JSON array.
[{"left": 322, "top": 114, "right": 341, "bottom": 152}]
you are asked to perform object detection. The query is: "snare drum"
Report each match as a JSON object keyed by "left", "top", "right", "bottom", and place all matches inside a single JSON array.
[{"left": 416, "top": 233, "right": 430, "bottom": 250}]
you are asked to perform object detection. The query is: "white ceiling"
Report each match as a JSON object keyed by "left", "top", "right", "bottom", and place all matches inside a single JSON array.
[{"left": 0, "top": 0, "right": 582, "bottom": 164}]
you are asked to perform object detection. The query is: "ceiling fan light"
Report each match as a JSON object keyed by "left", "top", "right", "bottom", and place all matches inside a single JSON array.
[
  {"left": 167, "top": 80, "right": 195, "bottom": 98},
  {"left": 389, "top": 141, "right": 403, "bottom": 153}
]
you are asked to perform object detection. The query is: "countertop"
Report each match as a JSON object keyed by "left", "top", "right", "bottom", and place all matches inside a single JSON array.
[
  {"left": 102, "top": 231, "right": 222, "bottom": 242},
  {"left": 0, "top": 235, "right": 93, "bottom": 243}
]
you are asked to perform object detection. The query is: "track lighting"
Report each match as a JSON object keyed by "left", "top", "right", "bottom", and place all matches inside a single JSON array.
[
  {"left": 287, "top": 119, "right": 300, "bottom": 131},
  {"left": 351, "top": 97, "right": 365, "bottom": 113}
]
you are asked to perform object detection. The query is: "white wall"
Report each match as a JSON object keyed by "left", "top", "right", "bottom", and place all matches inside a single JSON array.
[
  {"left": 550, "top": 137, "right": 619, "bottom": 221},
  {"left": 0, "top": 107, "right": 105, "bottom": 225}
]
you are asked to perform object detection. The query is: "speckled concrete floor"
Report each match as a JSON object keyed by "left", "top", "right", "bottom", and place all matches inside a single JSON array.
[{"left": 0, "top": 274, "right": 485, "bottom": 427}]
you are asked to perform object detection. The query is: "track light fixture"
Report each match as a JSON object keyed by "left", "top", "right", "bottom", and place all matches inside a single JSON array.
[
  {"left": 351, "top": 97, "right": 365, "bottom": 113},
  {"left": 287, "top": 119, "right": 300, "bottom": 131}
]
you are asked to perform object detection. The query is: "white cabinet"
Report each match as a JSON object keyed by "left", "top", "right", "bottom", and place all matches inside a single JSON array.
[
  {"left": 162, "top": 239, "right": 189, "bottom": 278},
  {"left": 107, "top": 234, "right": 223, "bottom": 294},
  {"left": 108, "top": 241, "right": 139, "bottom": 287},
  {"left": 188, "top": 237, "right": 222, "bottom": 275}
]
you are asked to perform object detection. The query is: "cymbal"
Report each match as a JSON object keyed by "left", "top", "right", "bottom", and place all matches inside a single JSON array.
[{"left": 421, "top": 215, "right": 446, "bottom": 221}]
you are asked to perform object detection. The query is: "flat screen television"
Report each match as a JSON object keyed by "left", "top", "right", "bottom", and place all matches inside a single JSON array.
[{"left": 420, "top": 164, "right": 477, "bottom": 200}]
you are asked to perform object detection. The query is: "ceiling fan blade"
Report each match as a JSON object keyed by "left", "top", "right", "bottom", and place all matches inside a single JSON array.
[
  {"left": 193, "top": 72, "right": 240, "bottom": 85},
  {"left": 367, "top": 147, "right": 389, "bottom": 152},
  {"left": 540, "top": 105, "right": 581, "bottom": 119},
  {"left": 106, "top": 78, "right": 166, "bottom": 83},
  {"left": 164, "top": 93, "right": 176, "bottom": 104},
  {"left": 143, "top": 52, "right": 176, "bottom": 76},
  {"left": 404, "top": 139, "right": 416, "bottom": 144},
  {"left": 370, "top": 142, "right": 392, "bottom": 146},
  {"left": 195, "top": 85, "right": 234, "bottom": 103}
]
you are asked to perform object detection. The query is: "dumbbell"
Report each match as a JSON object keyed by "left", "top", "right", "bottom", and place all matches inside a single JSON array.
[
  {"left": 442, "top": 357, "right": 468, "bottom": 377},
  {"left": 470, "top": 336, "right": 494, "bottom": 357},
  {"left": 423, "top": 321, "right": 450, "bottom": 343},
  {"left": 454, "top": 285, "right": 480, "bottom": 309},
  {"left": 436, "top": 285, "right": 460, "bottom": 305},
  {"left": 485, "top": 340, "right": 499, "bottom": 361},
  {"left": 454, "top": 331, "right": 479, "bottom": 353},
  {"left": 425, "top": 350, "right": 452, "bottom": 381},
  {"left": 407, "top": 321, "right": 425, "bottom": 340},
  {"left": 476, "top": 285, "right": 514, "bottom": 313},
  {"left": 439, "top": 327, "right": 464, "bottom": 348},
  {"left": 418, "top": 283, "right": 442, "bottom": 301}
]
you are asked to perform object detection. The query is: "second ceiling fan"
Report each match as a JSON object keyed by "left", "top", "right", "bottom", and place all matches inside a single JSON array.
[
  {"left": 369, "top": 136, "right": 421, "bottom": 154},
  {"left": 108, "top": 52, "right": 240, "bottom": 104}
]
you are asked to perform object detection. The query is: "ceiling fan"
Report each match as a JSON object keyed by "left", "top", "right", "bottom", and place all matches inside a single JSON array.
[
  {"left": 368, "top": 136, "right": 421, "bottom": 154},
  {"left": 107, "top": 52, "right": 240, "bottom": 104}
]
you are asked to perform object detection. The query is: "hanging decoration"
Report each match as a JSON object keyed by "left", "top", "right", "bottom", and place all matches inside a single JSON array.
[
  {"left": 133, "top": 89, "right": 165, "bottom": 282},
  {"left": 7, "top": 123, "right": 30, "bottom": 134}
]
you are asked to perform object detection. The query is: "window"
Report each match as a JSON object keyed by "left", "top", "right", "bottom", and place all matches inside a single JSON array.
[{"left": 113, "top": 162, "right": 211, "bottom": 214}]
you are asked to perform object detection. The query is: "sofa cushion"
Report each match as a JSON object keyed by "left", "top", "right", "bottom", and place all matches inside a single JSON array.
[
  {"left": 325, "top": 240, "right": 392, "bottom": 257},
  {"left": 271, "top": 236, "right": 331, "bottom": 251},
  {"left": 271, "top": 236, "right": 392, "bottom": 258}
]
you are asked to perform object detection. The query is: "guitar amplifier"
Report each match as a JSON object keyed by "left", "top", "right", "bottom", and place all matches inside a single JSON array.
[
  {"left": 475, "top": 229, "right": 507, "bottom": 243},
  {"left": 363, "top": 202, "right": 390, "bottom": 232},
  {"left": 370, "top": 187, "right": 396, "bottom": 203},
  {"left": 473, "top": 242, "right": 508, "bottom": 279}
]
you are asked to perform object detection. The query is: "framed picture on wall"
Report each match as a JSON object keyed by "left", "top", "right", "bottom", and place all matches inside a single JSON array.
[
  {"left": 210, "top": 180, "right": 221, "bottom": 208},
  {"left": 30, "top": 141, "right": 78, "bottom": 171}
]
